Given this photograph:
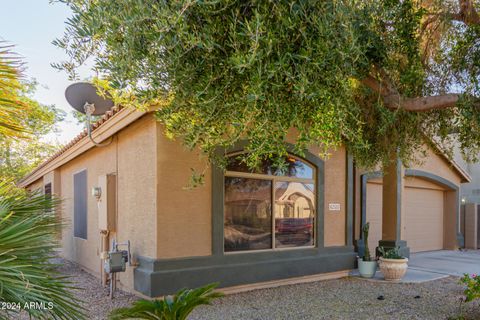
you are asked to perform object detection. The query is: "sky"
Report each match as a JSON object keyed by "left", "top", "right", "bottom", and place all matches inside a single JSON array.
[{"left": 0, "top": 0, "right": 93, "bottom": 143}]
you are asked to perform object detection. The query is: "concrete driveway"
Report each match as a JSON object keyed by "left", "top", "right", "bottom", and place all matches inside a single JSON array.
[{"left": 409, "top": 249, "right": 480, "bottom": 276}]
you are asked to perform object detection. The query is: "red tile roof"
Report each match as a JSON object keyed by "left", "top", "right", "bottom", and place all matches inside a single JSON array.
[{"left": 18, "top": 105, "right": 123, "bottom": 185}]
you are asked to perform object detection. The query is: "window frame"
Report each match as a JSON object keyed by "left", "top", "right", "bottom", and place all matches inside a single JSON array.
[
  {"left": 73, "top": 169, "right": 88, "bottom": 240},
  {"left": 224, "top": 152, "right": 316, "bottom": 253}
]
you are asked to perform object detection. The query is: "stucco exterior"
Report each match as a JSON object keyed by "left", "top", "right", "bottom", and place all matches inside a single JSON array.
[
  {"left": 356, "top": 145, "right": 467, "bottom": 255},
  {"left": 56, "top": 115, "right": 158, "bottom": 291},
  {"left": 20, "top": 107, "right": 467, "bottom": 295}
]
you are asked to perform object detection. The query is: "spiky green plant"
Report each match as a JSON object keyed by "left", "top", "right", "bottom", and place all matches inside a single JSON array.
[
  {"left": 0, "top": 181, "right": 85, "bottom": 319},
  {"left": 0, "top": 44, "right": 29, "bottom": 137},
  {"left": 378, "top": 246, "right": 404, "bottom": 259},
  {"left": 362, "top": 222, "right": 372, "bottom": 261},
  {"left": 109, "top": 283, "right": 223, "bottom": 320}
]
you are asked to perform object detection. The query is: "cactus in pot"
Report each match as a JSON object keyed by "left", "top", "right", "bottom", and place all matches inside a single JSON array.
[{"left": 358, "top": 222, "right": 377, "bottom": 278}]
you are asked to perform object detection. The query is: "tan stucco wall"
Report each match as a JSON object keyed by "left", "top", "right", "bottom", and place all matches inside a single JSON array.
[
  {"left": 59, "top": 139, "right": 117, "bottom": 278},
  {"left": 53, "top": 115, "right": 158, "bottom": 291},
  {"left": 116, "top": 116, "right": 158, "bottom": 289},
  {"left": 155, "top": 124, "right": 212, "bottom": 259},
  {"left": 322, "top": 147, "right": 347, "bottom": 247},
  {"left": 27, "top": 178, "right": 43, "bottom": 193},
  {"left": 154, "top": 132, "right": 350, "bottom": 258},
  {"left": 408, "top": 148, "right": 462, "bottom": 186}
]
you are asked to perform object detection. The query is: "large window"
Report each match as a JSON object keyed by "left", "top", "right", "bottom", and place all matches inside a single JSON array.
[
  {"left": 73, "top": 170, "right": 87, "bottom": 239},
  {"left": 224, "top": 154, "right": 315, "bottom": 252}
]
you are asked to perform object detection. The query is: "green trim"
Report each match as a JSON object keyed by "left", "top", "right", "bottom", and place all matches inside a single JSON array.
[
  {"left": 346, "top": 153, "right": 354, "bottom": 247},
  {"left": 395, "top": 159, "right": 402, "bottom": 242},
  {"left": 357, "top": 171, "right": 382, "bottom": 257},
  {"left": 212, "top": 142, "right": 325, "bottom": 252},
  {"left": 404, "top": 169, "right": 457, "bottom": 190},
  {"left": 211, "top": 156, "right": 224, "bottom": 256},
  {"left": 134, "top": 248, "right": 355, "bottom": 296}
]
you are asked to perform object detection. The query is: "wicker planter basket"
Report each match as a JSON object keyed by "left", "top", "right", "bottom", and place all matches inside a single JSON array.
[{"left": 378, "top": 257, "right": 408, "bottom": 281}]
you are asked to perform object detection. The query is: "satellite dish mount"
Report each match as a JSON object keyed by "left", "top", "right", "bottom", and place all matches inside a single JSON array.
[{"left": 65, "top": 82, "right": 115, "bottom": 147}]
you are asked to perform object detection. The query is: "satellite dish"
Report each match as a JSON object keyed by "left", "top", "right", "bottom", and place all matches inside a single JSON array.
[
  {"left": 64, "top": 82, "right": 115, "bottom": 147},
  {"left": 65, "top": 82, "right": 114, "bottom": 115}
]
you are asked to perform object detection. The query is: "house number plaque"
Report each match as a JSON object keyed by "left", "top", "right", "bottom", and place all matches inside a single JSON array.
[{"left": 328, "top": 203, "right": 341, "bottom": 211}]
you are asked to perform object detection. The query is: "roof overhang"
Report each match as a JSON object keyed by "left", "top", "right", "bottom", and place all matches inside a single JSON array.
[{"left": 18, "top": 107, "right": 150, "bottom": 188}]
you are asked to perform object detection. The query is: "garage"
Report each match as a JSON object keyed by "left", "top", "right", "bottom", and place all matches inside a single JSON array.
[
  {"left": 404, "top": 179, "right": 445, "bottom": 252},
  {"left": 365, "top": 177, "right": 447, "bottom": 253}
]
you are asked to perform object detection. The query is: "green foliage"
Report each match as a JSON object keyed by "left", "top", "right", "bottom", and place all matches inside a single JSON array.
[
  {"left": 460, "top": 273, "right": 480, "bottom": 303},
  {"left": 0, "top": 44, "right": 29, "bottom": 137},
  {"left": 362, "top": 222, "right": 372, "bottom": 261},
  {"left": 55, "top": 0, "right": 480, "bottom": 169},
  {"left": 0, "top": 181, "right": 85, "bottom": 319},
  {"left": 378, "top": 246, "right": 404, "bottom": 259},
  {"left": 0, "top": 79, "right": 65, "bottom": 182},
  {"left": 109, "top": 283, "right": 223, "bottom": 320}
]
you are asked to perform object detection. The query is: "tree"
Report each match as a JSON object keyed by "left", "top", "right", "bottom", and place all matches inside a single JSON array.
[
  {"left": 54, "top": 0, "right": 480, "bottom": 170},
  {"left": 0, "top": 79, "right": 65, "bottom": 182}
]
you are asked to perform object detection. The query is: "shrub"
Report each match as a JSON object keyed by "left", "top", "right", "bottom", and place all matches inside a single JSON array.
[
  {"left": 461, "top": 273, "right": 480, "bottom": 303},
  {"left": 109, "top": 283, "right": 223, "bottom": 320},
  {"left": 0, "top": 181, "right": 85, "bottom": 319},
  {"left": 378, "top": 246, "right": 404, "bottom": 259}
]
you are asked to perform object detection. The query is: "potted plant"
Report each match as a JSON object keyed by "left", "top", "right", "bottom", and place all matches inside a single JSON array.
[
  {"left": 378, "top": 246, "right": 408, "bottom": 281},
  {"left": 358, "top": 222, "right": 377, "bottom": 278}
]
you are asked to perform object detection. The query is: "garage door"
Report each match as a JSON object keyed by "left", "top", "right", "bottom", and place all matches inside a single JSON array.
[
  {"left": 404, "top": 187, "right": 444, "bottom": 252},
  {"left": 365, "top": 182, "right": 382, "bottom": 254},
  {"left": 365, "top": 180, "right": 445, "bottom": 253}
]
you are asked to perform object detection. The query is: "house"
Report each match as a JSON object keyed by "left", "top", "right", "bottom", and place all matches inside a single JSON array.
[{"left": 18, "top": 106, "right": 470, "bottom": 297}]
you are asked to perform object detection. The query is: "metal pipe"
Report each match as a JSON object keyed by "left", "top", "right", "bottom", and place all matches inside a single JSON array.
[{"left": 100, "top": 230, "right": 110, "bottom": 286}]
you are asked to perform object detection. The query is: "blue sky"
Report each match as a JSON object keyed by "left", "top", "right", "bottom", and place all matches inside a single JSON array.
[{"left": 0, "top": 0, "right": 93, "bottom": 143}]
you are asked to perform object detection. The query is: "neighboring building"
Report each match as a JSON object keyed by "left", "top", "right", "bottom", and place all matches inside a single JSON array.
[
  {"left": 454, "top": 149, "right": 480, "bottom": 204},
  {"left": 18, "top": 106, "right": 470, "bottom": 297}
]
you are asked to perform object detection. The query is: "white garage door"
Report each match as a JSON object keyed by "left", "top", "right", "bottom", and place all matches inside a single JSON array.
[
  {"left": 365, "top": 181, "right": 445, "bottom": 253},
  {"left": 404, "top": 187, "right": 444, "bottom": 252}
]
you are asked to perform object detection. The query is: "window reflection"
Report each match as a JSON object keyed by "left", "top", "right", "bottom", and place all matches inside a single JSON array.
[
  {"left": 226, "top": 155, "right": 313, "bottom": 179},
  {"left": 224, "top": 177, "right": 272, "bottom": 252},
  {"left": 275, "top": 182, "right": 315, "bottom": 248},
  {"left": 224, "top": 153, "right": 316, "bottom": 253}
]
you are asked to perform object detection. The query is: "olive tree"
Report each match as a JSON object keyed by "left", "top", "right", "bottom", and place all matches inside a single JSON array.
[{"left": 54, "top": 0, "right": 480, "bottom": 170}]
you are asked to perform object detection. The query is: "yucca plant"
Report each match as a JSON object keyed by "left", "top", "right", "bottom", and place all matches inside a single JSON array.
[
  {"left": 0, "top": 181, "right": 85, "bottom": 319},
  {"left": 109, "top": 283, "right": 223, "bottom": 320}
]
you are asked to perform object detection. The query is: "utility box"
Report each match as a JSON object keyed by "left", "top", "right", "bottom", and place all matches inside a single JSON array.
[
  {"left": 104, "top": 251, "right": 127, "bottom": 273},
  {"left": 98, "top": 174, "right": 116, "bottom": 231}
]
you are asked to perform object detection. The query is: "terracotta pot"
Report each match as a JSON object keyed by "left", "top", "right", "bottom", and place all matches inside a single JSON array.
[{"left": 378, "top": 257, "right": 408, "bottom": 281}]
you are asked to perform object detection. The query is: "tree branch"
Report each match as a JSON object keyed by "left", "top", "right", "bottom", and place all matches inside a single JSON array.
[
  {"left": 383, "top": 93, "right": 460, "bottom": 112},
  {"left": 453, "top": 0, "right": 480, "bottom": 25},
  {"left": 361, "top": 72, "right": 461, "bottom": 112},
  {"left": 361, "top": 76, "right": 391, "bottom": 97}
]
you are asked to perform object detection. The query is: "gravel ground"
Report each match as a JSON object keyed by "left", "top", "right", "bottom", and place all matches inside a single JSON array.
[
  {"left": 57, "top": 259, "right": 138, "bottom": 320},
  {"left": 18, "top": 258, "right": 480, "bottom": 320},
  {"left": 190, "top": 277, "right": 480, "bottom": 320}
]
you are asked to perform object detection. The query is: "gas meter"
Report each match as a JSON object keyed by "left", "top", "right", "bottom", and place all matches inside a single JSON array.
[{"left": 105, "top": 239, "right": 132, "bottom": 298}]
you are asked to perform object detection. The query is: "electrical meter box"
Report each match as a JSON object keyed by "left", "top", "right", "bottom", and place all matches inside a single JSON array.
[
  {"left": 104, "top": 251, "right": 127, "bottom": 273},
  {"left": 98, "top": 174, "right": 116, "bottom": 231}
]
